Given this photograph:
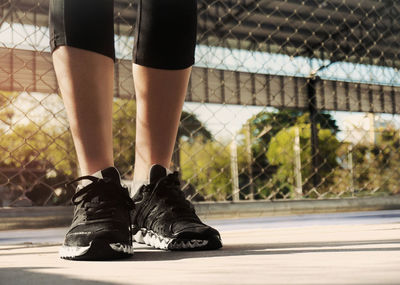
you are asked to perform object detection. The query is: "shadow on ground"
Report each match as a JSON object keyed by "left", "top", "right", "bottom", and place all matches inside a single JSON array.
[
  {"left": 130, "top": 239, "right": 400, "bottom": 261},
  {"left": 2, "top": 239, "right": 400, "bottom": 260},
  {"left": 0, "top": 267, "right": 123, "bottom": 285},
  {"left": 2, "top": 239, "right": 399, "bottom": 285}
]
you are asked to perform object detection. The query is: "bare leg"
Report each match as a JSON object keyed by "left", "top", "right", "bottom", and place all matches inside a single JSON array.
[
  {"left": 132, "top": 64, "right": 191, "bottom": 183},
  {"left": 52, "top": 46, "right": 114, "bottom": 175}
]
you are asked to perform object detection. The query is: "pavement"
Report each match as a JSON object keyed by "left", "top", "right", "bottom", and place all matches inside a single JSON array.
[{"left": 0, "top": 210, "right": 400, "bottom": 285}]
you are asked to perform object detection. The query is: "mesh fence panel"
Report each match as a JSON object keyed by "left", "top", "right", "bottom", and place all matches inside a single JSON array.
[{"left": 0, "top": 0, "right": 400, "bottom": 206}]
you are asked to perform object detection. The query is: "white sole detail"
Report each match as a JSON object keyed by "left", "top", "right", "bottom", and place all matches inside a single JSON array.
[
  {"left": 169, "top": 239, "right": 208, "bottom": 250},
  {"left": 59, "top": 242, "right": 134, "bottom": 258},
  {"left": 109, "top": 243, "right": 135, "bottom": 254},
  {"left": 133, "top": 228, "right": 208, "bottom": 250},
  {"left": 59, "top": 244, "right": 91, "bottom": 258}
]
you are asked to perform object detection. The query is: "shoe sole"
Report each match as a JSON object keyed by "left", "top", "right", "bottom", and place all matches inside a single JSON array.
[
  {"left": 59, "top": 239, "right": 134, "bottom": 260},
  {"left": 133, "top": 228, "right": 222, "bottom": 251}
]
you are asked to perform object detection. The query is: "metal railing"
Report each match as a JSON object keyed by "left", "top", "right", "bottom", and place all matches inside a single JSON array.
[{"left": 1, "top": 0, "right": 400, "bottom": 206}]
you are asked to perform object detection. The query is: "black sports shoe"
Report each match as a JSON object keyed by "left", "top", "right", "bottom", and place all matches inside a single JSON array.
[
  {"left": 59, "top": 167, "right": 134, "bottom": 260},
  {"left": 131, "top": 164, "right": 222, "bottom": 250}
]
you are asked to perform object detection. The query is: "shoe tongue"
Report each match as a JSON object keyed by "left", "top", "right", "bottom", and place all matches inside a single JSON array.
[
  {"left": 78, "top": 166, "right": 121, "bottom": 189},
  {"left": 149, "top": 164, "right": 167, "bottom": 184},
  {"left": 100, "top": 166, "right": 121, "bottom": 182}
]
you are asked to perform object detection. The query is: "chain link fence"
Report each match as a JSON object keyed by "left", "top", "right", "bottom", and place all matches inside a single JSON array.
[{"left": 1, "top": 0, "right": 400, "bottom": 206}]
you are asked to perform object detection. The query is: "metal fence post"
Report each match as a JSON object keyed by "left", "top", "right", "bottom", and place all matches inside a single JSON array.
[
  {"left": 230, "top": 136, "right": 240, "bottom": 202},
  {"left": 294, "top": 126, "right": 303, "bottom": 198},
  {"left": 348, "top": 144, "right": 354, "bottom": 197},
  {"left": 245, "top": 122, "right": 255, "bottom": 200},
  {"left": 307, "top": 76, "right": 320, "bottom": 193}
]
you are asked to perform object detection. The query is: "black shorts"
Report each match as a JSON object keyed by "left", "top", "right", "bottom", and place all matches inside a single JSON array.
[{"left": 49, "top": 0, "right": 197, "bottom": 70}]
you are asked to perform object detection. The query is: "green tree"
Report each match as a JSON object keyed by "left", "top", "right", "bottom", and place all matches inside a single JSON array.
[
  {"left": 180, "top": 138, "right": 232, "bottom": 201},
  {"left": 0, "top": 121, "right": 76, "bottom": 205},
  {"left": 173, "top": 111, "right": 213, "bottom": 170},
  {"left": 0, "top": 91, "right": 17, "bottom": 128},
  {"left": 247, "top": 109, "right": 338, "bottom": 147},
  {"left": 0, "top": 94, "right": 137, "bottom": 204},
  {"left": 178, "top": 111, "right": 212, "bottom": 142},
  {"left": 237, "top": 108, "right": 339, "bottom": 199},
  {"left": 344, "top": 125, "right": 400, "bottom": 196},
  {"left": 267, "top": 124, "right": 341, "bottom": 198}
]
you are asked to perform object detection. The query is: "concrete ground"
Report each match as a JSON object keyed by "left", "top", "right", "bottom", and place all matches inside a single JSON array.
[{"left": 0, "top": 210, "right": 400, "bottom": 285}]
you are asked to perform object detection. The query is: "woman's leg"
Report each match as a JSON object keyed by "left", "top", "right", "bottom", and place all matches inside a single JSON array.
[
  {"left": 52, "top": 47, "right": 114, "bottom": 175},
  {"left": 131, "top": 0, "right": 197, "bottom": 188},
  {"left": 50, "top": 0, "right": 115, "bottom": 175},
  {"left": 129, "top": 0, "right": 222, "bottom": 251},
  {"left": 50, "top": 0, "right": 135, "bottom": 261},
  {"left": 132, "top": 65, "right": 191, "bottom": 184}
]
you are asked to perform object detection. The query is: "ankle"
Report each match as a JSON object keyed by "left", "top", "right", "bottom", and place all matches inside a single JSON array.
[{"left": 131, "top": 163, "right": 173, "bottom": 196}]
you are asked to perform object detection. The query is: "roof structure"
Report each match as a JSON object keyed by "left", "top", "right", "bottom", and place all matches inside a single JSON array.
[
  {"left": 5, "top": 0, "right": 399, "bottom": 67},
  {"left": 197, "top": 0, "right": 400, "bottom": 68}
]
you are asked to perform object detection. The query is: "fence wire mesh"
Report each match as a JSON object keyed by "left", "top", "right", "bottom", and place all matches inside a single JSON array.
[{"left": 0, "top": 0, "right": 400, "bottom": 206}]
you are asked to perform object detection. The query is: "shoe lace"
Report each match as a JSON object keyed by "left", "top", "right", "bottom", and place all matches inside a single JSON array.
[{"left": 67, "top": 175, "right": 135, "bottom": 243}]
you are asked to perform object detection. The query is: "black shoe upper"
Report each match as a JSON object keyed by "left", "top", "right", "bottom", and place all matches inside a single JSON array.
[
  {"left": 64, "top": 167, "right": 134, "bottom": 247},
  {"left": 131, "top": 165, "right": 221, "bottom": 241}
]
